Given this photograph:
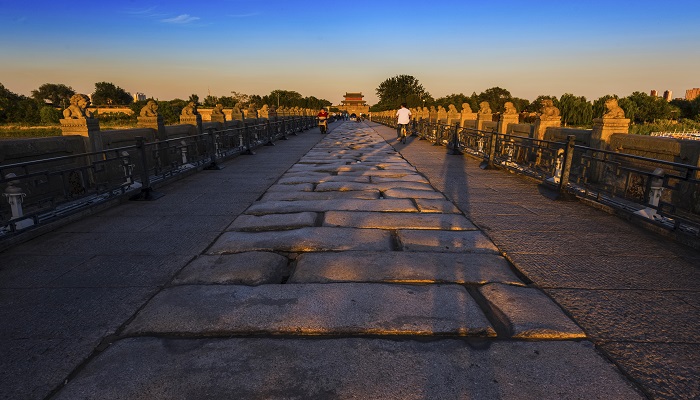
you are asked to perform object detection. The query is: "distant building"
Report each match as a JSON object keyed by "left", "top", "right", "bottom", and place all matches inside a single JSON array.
[
  {"left": 663, "top": 90, "right": 672, "bottom": 102},
  {"left": 650, "top": 90, "right": 658, "bottom": 97},
  {"left": 686, "top": 88, "right": 700, "bottom": 101},
  {"left": 132, "top": 92, "right": 147, "bottom": 102},
  {"left": 338, "top": 92, "right": 369, "bottom": 115}
]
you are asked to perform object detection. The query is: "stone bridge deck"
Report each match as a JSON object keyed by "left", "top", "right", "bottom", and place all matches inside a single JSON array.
[{"left": 1, "top": 121, "right": 697, "bottom": 399}]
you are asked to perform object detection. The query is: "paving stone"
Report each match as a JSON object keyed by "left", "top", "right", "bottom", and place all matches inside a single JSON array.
[
  {"left": 227, "top": 212, "right": 317, "bottom": 231},
  {"left": 54, "top": 338, "right": 643, "bottom": 400},
  {"left": 544, "top": 289, "right": 700, "bottom": 342},
  {"left": 261, "top": 190, "right": 380, "bottom": 201},
  {"left": 316, "top": 181, "right": 435, "bottom": 192},
  {"left": 172, "top": 252, "right": 289, "bottom": 285},
  {"left": 265, "top": 183, "right": 315, "bottom": 192},
  {"left": 277, "top": 175, "right": 371, "bottom": 184},
  {"left": 383, "top": 188, "right": 446, "bottom": 199},
  {"left": 372, "top": 175, "right": 430, "bottom": 184},
  {"left": 599, "top": 341, "right": 700, "bottom": 400},
  {"left": 123, "top": 283, "right": 495, "bottom": 336},
  {"left": 245, "top": 199, "right": 418, "bottom": 214},
  {"left": 479, "top": 283, "right": 586, "bottom": 339},
  {"left": 415, "top": 199, "right": 463, "bottom": 213},
  {"left": 323, "top": 211, "right": 477, "bottom": 230},
  {"left": 399, "top": 230, "right": 500, "bottom": 254},
  {"left": 208, "top": 227, "right": 393, "bottom": 253},
  {"left": 290, "top": 251, "right": 523, "bottom": 285}
]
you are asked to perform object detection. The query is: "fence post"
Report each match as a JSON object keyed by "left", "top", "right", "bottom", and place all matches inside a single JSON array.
[
  {"left": 242, "top": 115, "right": 255, "bottom": 155},
  {"left": 130, "top": 136, "right": 164, "bottom": 200},
  {"left": 480, "top": 131, "right": 498, "bottom": 169},
  {"left": 556, "top": 135, "right": 576, "bottom": 200},
  {"left": 265, "top": 120, "right": 275, "bottom": 146},
  {"left": 204, "top": 128, "right": 223, "bottom": 170},
  {"left": 448, "top": 122, "right": 463, "bottom": 155}
]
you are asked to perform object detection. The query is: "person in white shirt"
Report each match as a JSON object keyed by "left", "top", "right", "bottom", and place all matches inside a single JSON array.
[{"left": 395, "top": 103, "right": 412, "bottom": 140}]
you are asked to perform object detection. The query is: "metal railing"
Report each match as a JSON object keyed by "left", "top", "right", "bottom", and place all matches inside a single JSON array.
[
  {"left": 375, "top": 116, "right": 700, "bottom": 237},
  {"left": 0, "top": 116, "right": 315, "bottom": 238}
]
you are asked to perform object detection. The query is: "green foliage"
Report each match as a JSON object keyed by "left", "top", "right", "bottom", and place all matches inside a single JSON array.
[
  {"left": 31, "top": 83, "right": 75, "bottom": 107},
  {"left": 558, "top": 93, "right": 592, "bottom": 126},
  {"left": 375, "top": 75, "right": 430, "bottom": 111},
  {"left": 592, "top": 95, "right": 616, "bottom": 118},
  {"left": 188, "top": 94, "right": 200, "bottom": 105},
  {"left": 628, "top": 119, "right": 700, "bottom": 135},
  {"left": 671, "top": 98, "right": 700, "bottom": 121},
  {"left": 434, "top": 93, "right": 468, "bottom": 110},
  {"left": 39, "top": 106, "right": 62, "bottom": 124},
  {"left": 0, "top": 83, "right": 41, "bottom": 123},
  {"left": 129, "top": 99, "right": 148, "bottom": 115},
  {"left": 617, "top": 98, "right": 637, "bottom": 123},
  {"left": 477, "top": 87, "right": 513, "bottom": 113},
  {"left": 624, "top": 91, "right": 673, "bottom": 123},
  {"left": 203, "top": 95, "right": 218, "bottom": 107},
  {"left": 524, "top": 95, "right": 559, "bottom": 113},
  {"left": 0, "top": 125, "right": 61, "bottom": 138},
  {"left": 160, "top": 100, "right": 184, "bottom": 125},
  {"left": 92, "top": 82, "right": 133, "bottom": 106}
]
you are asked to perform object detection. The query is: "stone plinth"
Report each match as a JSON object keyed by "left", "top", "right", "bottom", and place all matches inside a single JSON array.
[
  {"left": 60, "top": 118, "right": 102, "bottom": 153},
  {"left": 460, "top": 112, "right": 477, "bottom": 129},
  {"left": 476, "top": 113, "right": 493, "bottom": 131},
  {"left": 210, "top": 114, "right": 226, "bottom": 125},
  {"left": 499, "top": 114, "right": 520, "bottom": 135},
  {"left": 137, "top": 116, "right": 166, "bottom": 140},
  {"left": 591, "top": 118, "right": 630, "bottom": 150},
  {"left": 534, "top": 117, "right": 561, "bottom": 141},
  {"left": 180, "top": 114, "right": 203, "bottom": 135}
]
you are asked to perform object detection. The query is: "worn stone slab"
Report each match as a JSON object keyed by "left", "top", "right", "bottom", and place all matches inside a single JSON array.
[
  {"left": 383, "top": 188, "right": 446, "bottom": 200},
  {"left": 290, "top": 251, "right": 523, "bottom": 285},
  {"left": 323, "top": 211, "right": 477, "bottom": 230},
  {"left": 316, "top": 181, "right": 435, "bottom": 192},
  {"left": 416, "top": 199, "right": 463, "bottom": 213},
  {"left": 124, "top": 283, "right": 495, "bottom": 336},
  {"left": 480, "top": 283, "right": 586, "bottom": 339},
  {"left": 265, "top": 183, "right": 315, "bottom": 192},
  {"left": 372, "top": 175, "right": 430, "bottom": 184},
  {"left": 208, "top": 227, "right": 393, "bottom": 253},
  {"left": 245, "top": 199, "right": 418, "bottom": 215},
  {"left": 261, "top": 190, "right": 380, "bottom": 201},
  {"left": 55, "top": 338, "right": 644, "bottom": 400},
  {"left": 399, "top": 230, "right": 500, "bottom": 254},
  {"left": 173, "top": 252, "right": 289, "bottom": 285},
  {"left": 276, "top": 175, "right": 371, "bottom": 184},
  {"left": 227, "top": 212, "right": 317, "bottom": 231}
]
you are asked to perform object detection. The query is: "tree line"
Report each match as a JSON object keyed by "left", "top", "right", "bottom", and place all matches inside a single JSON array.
[
  {"left": 0, "top": 82, "right": 332, "bottom": 126},
  {"left": 372, "top": 75, "right": 700, "bottom": 127}
]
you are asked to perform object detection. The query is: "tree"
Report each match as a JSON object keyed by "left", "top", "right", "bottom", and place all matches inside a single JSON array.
[
  {"left": 477, "top": 87, "right": 513, "bottom": 113},
  {"left": 230, "top": 91, "right": 250, "bottom": 105},
  {"left": 92, "top": 82, "right": 132, "bottom": 105},
  {"left": 0, "top": 83, "right": 40, "bottom": 123},
  {"left": 203, "top": 95, "right": 218, "bottom": 107},
  {"left": 262, "top": 90, "right": 303, "bottom": 108},
  {"left": 375, "top": 75, "right": 430, "bottom": 111},
  {"left": 31, "top": 83, "right": 75, "bottom": 107},
  {"left": 434, "top": 93, "right": 468, "bottom": 110},
  {"left": 558, "top": 93, "right": 592, "bottom": 126},
  {"left": 524, "top": 95, "right": 559, "bottom": 113},
  {"left": 40, "top": 106, "right": 62, "bottom": 124},
  {"left": 624, "top": 91, "right": 672, "bottom": 123},
  {"left": 188, "top": 94, "right": 200, "bottom": 105}
]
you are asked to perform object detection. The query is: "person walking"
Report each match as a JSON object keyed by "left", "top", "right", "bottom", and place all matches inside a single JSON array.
[{"left": 396, "top": 103, "right": 412, "bottom": 140}]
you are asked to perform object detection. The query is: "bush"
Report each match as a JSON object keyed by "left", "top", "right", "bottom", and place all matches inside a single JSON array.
[{"left": 40, "top": 106, "right": 62, "bottom": 124}]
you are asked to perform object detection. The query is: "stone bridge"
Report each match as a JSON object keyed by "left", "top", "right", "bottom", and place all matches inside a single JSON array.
[{"left": 0, "top": 121, "right": 697, "bottom": 399}]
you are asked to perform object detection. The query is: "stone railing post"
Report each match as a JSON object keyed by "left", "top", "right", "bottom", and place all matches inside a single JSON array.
[
  {"left": 476, "top": 112, "right": 493, "bottom": 132},
  {"left": 3, "top": 174, "right": 34, "bottom": 230}
]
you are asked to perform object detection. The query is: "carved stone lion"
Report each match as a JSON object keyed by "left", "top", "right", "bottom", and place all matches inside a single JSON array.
[
  {"left": 603, "top": 98, "right": 626, "bottom": 119},
  {"left": 540, "top": 99, "right": 560, "bottom": 119},
  {"left": 139, "top": 100, "right": 159, "bottom": 117},
  {"left": 503, "top": 102, "right": 518, "bottom": 115},
  {"left": 461, "top": 103, "right": 472, "bottom": 113},
  {"left": 211, "top": 103, "right": 225, "bottom": 116},
  {"left": 62, "top": 94, "right": 92, "bottom": 119},
  {"left": 448, "top": 104, "right": 458, "bottom": 114},
  {"left": 478, "top": 101, "right": 492, "bottom": 114},
  {"left": 181, "top": 101, "right": 198, "bottom": 116}
]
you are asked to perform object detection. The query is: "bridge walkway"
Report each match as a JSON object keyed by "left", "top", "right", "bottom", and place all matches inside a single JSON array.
[{"left": 0, "top": 120, "right": 697, "bottom": 399}]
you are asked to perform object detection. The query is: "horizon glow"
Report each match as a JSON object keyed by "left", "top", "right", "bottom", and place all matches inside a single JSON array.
[{"left": 1, "top": 0, "right": 699, "bottom": 106}]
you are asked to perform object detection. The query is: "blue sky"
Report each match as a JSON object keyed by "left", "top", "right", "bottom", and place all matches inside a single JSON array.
[{"left": 1, "top": 0, "right": 699, "bottom": 105}]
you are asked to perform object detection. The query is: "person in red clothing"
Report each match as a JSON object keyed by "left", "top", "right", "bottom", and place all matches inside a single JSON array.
[{"left": 317, "top": 107, "right": 329, "bottom": 134}]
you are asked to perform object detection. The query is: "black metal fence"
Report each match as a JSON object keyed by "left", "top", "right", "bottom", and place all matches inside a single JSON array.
[
  {"left": 0, "top": 116, "right": 315, "bottom": 238},
  {"left": 375, "top": 116, "right": 700, "bottom": 237}
]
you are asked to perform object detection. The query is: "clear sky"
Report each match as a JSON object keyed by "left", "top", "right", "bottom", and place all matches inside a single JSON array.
[{"left": 1, "top": 0, "right": 699, "bottom": 106}]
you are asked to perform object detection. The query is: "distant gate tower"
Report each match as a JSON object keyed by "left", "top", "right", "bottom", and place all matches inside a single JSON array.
[{"left": 339, "top": 92, "right": 369, "bottom": 115}]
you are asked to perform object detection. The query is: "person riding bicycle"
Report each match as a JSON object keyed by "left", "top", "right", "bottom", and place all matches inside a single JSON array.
[
  {"left": 317, "top": 107, "right": 329, "bottom": 133},
  {"left": 396, "top": 103, "right": 412, "bottom": 141}
]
